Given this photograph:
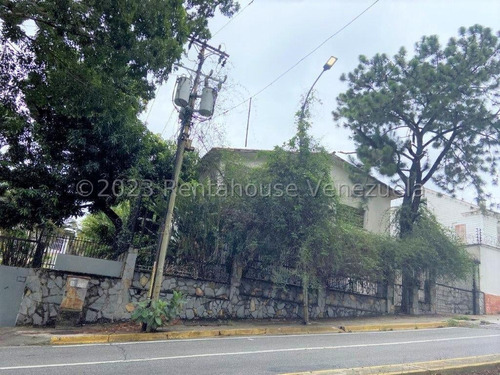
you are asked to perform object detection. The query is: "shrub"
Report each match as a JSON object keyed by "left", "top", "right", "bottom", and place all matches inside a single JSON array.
[{"left": 132, "top": 292, "right": 184, "bottom": 332}]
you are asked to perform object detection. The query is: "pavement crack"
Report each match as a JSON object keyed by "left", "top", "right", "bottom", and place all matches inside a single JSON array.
[{"left": 115, "top": 344, "right": 128, "bottom": 360}]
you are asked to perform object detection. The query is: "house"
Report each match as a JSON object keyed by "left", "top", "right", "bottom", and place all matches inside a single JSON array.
[
  {"left": 201, "top": 148, "right": 399, "bottom": 235},
  {"left": 423, "top": 188, "right": 500, "bottom": 314}
]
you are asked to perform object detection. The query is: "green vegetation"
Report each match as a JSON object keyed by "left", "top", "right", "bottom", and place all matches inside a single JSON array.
[
  {"left": 131, "top": 292, "right": 184, "bottom": 332},
  {"left": 172, "top": 106, "right": 472, "bottom": 321},
  {"left": 0, "top": 0, "right": 238, "bottom": 251},
  {"left": 333, "top": 25, "right": 498, "bottom": 311},
  {"left": 453, "top": 315, "right": 471, "bottom": 321}
]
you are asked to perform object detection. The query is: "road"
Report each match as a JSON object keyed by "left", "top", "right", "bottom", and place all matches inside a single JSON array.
[{"left": 0, "top": 326, "right": 499, "bottom": 374}]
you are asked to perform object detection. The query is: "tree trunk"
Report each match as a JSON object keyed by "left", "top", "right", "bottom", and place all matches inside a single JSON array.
[
  {"left": 399, "top": 194, "right": 419, "bottom": 314},
  {"left": 32, "top": 227, "right": 46, "bottom": 268},
  {"left": 401, "top": 269, "right": 414, "bottom": 314},
  {"left": 101, "top": 205, "right": 123, "bottom": 256},
  {"left": 114, "top": 193, "right": 143, "bottom": 258}
]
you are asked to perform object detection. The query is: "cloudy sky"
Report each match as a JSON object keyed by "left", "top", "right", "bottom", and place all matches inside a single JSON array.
[{"left": 142, "top": 0, "right": 500, "bottom": 204}]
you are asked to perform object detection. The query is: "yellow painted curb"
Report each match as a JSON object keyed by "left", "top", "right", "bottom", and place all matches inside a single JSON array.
[
  {"left": 344, "top": 321, "right": 446, "bottom": 332},
  {"left": 50, "top": 334, "right": 109, "bottom": 345},
  {"left": 168, "top": 330, "right": 219, "bottom": 340},
  {"left": 266, "top": 327, "right": 313, "bottom": 335},
  {"left": 306, "top": 326, "right": 344, "bottom": 334},
  {"left": 50, "top": 321, "right": 447, "bottom": 345},
  {"left": 107, "top": 332, "right": 169, "bottom": 343},
  {"left": 281, "top": 354, "right": 500, "bottom": 375},
  {"left": 219, "top": 328, "right": 267, "bottom": 336}
]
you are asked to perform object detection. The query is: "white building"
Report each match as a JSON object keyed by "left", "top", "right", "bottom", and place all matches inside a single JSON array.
[
  {"left": 423, "top": 188, "right": 500, "bottom": 314},
  {"left": 202, "top": 148, "right": 399, "bottom": 235}
]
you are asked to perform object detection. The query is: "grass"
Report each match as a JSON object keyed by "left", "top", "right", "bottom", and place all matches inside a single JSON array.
[
  {"left": 453, "top": 315, "right": 471, "bottom": 321},
  {"left": 446, "top": 319, "right": 459, "bottom": 327}
]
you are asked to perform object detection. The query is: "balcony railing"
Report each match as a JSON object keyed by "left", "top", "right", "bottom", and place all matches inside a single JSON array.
[{"left": 464, "top": 228, "right": 500, "bottom": 248}]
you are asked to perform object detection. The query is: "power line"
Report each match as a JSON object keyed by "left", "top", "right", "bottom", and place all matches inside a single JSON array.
[
  {"left": 211, "top": 0, "right": 255, "bottom": 38},
  {"left": 144, "top": 86, "right": 161, "bottom": 125},
  {"left": 214, "top": 0, "right": 381, "bottom": 120},
  {"left": 160, "top": 108, "right": 177, "bottom": 138}
]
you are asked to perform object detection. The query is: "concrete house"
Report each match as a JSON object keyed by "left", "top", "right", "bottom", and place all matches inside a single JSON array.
[
  {"left": 202, "top": 148, "right": 399, "bottom": 235},
  {"left": 423, "top": 188, "right": 500, "bottom": 314}
]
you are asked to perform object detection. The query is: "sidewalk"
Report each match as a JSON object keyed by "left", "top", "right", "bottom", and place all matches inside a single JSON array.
[{"left": 1, "top": 313, "right": 486, "bottom": 347}]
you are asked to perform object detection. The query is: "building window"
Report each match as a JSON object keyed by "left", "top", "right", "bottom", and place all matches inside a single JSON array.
[{"left": 454, "top": 224, "right": 466, "bottom": 242}]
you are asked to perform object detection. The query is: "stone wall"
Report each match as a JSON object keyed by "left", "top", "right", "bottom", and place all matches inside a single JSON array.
[
  {"left": 435, "top": 283, "right": 477, "bottom": 315},
  {"left": 130, "top": 272, "right": 387, "bottom": 321},
  {"left": 17, "top": 269, "right": 65, "bottom": 326},
  {"left": 16, "top": 269, "right": 129, "bottom": 326},
  {"left": 17, "top": 268, "right": 387, "bottom": 326},
  {"left": 16, "top": 261, "right": 482, "bottom": 326}
]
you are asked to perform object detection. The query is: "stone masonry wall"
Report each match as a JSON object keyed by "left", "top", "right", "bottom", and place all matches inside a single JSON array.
[
  {"left": 16, "top": 269, "right": 126, "bottom": 326},
  {"left": 17, "top": 269, "right": 65, "bottom": 326},
  {"left": 17, "top": 269, "right": 386, "bottom": 326},
  {"left": 130, "top": 272, "right": 386, "bottom": 320},
  {"left": 436, "top": 284, "right": 475, "bottom": 315}
]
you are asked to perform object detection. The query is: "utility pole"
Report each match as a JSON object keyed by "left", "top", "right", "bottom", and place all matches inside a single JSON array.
[{"left": 146, "top": 39, "right": 228, "bottom": 325}]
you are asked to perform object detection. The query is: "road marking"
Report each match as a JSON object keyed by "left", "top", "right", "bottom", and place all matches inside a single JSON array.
[
  {"left": 50, "top": 327, "right": 458, "bottom": 348},
  {"left": 0, "top": 333, "right": 499, "bottom": 370}
]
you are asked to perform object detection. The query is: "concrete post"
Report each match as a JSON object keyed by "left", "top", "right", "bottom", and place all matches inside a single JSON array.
[
  {"left": 121, "top": 247, "right": 138, "bottom": 282},
  {"left": 428, "top": 277, "right": 437, "bottom": 314},
  {"left": 385, "top": 282, "right": 395, "bottom": 314},
  {"left": 317, "top": 286, "right": 326, "bottom": 318},
  {"left": 229, "top": 258, "right": 243, "bottom": 317},
  {"left": 409, "top": 284, "right": 420, "bottom": 315},
  {"left": 115, "top": 247, "right": 138, "bottom": 320}
]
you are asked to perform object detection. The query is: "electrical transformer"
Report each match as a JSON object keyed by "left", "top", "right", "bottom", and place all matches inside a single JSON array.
[
  {"left": 174, "top": 76, "right": 191, "bottom": 107},
  {"left": 199, "top": 87, "right": 216, "bottom": 117}
]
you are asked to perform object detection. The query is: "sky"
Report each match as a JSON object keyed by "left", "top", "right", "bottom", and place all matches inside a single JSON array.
[{"left": 142, "top": 0, "right": 500, "bottom": 205}]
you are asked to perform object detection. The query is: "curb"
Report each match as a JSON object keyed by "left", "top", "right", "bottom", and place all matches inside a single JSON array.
[
  {"left": 282, "top": 354, "right": 500, "bottom": 375},
  {"left": 50, "top": 321, "right": 447, "bottom": 345}
]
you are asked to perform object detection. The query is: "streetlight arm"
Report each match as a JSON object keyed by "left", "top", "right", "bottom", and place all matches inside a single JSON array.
[{"left": 300, "top": 69, "right": 326, "bottom": 120}]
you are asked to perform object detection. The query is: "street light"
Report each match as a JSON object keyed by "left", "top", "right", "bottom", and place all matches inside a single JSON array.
[
  {"left": 299, "top": 56, "right": 338, "bottom": 120},
  {"left": 299, "top": 56, "right": 337, "bottom": 325}
]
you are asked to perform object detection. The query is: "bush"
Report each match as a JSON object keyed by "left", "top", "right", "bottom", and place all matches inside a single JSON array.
[{"left": 132, "top": 292, "right": 184, "bottom": 332}]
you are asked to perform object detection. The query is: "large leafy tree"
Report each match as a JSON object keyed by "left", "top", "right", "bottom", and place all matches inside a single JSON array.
[
  {"left": 333, "top": 24, "right": 499, "bottom": 312},
  {"left": 0, "top": 0, "right": 238, "bottom": 239}
]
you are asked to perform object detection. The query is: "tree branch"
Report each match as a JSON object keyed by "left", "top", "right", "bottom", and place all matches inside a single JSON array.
[{"left": 422, "top": 123, "right": 461, "bottom": 184}]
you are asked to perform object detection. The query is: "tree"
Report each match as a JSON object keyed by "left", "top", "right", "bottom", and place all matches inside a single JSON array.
[
  {"left": 77, "top": 133, "right": 199, "bottom": 259},
  {"left": 80, "top": 201, "right": 130, "bottom": 247},
  {"left": 0, "top": 0, "right": 238, "bottom": 242},
  {"left": 333, "top": 25, "right": 498, "bottom": 312},
  {"left": 250, "top": 108, "right": 342, "bottom": 324}
]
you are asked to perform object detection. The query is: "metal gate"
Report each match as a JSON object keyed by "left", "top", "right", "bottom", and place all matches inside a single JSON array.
[{"left": 0, "top": 265, "right": 29, "bottom": 326}]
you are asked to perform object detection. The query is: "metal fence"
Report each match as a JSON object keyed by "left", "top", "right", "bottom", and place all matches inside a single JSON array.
[
  {"left": 0, "top": 235, "right": 112, "bottom": 269},
  {"left": 242, "top": 260, "right": 381, "bottom": 297},
  {"left": 242, "top": 260, "right": 302, "bottom": 286},
  {"left": 136, "top": 251, "right": 232, "bottom": 284},
  {"left": 326, "top": 276, "right": 381, "bottom": 297},
  {"left": 136, "top": 254, "right": 382, "bottom": 297}
]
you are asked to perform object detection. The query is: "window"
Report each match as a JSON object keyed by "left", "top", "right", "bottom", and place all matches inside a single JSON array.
[{"left": 454, "top": 224, "right": 466, "bottom": 242}]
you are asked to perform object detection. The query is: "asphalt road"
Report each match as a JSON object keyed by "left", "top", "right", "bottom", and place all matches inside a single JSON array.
[{"left": 0, "top": 326, "right": 499, "bottom": 374}]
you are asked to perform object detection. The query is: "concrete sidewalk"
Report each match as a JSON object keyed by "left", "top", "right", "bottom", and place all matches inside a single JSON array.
[
  {"left": 285, "top": 354, "right": 500, "bottom": 375},
  {"left": 0, "top": 314, "right": 480, "bottom": 347}
]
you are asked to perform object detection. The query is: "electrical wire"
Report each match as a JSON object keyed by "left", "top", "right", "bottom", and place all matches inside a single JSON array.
[
  {"left": 211, "top": 0, "right": 255, "bottom": 38},
  {"left": 144, "top": 86, "right": 161, "bottom": 125},
  {"left": 160, "top": 108, "right": 177, "bottom": 138},
  {"left": 212, "top": 0, "right": 381, "bottom": 120}
]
